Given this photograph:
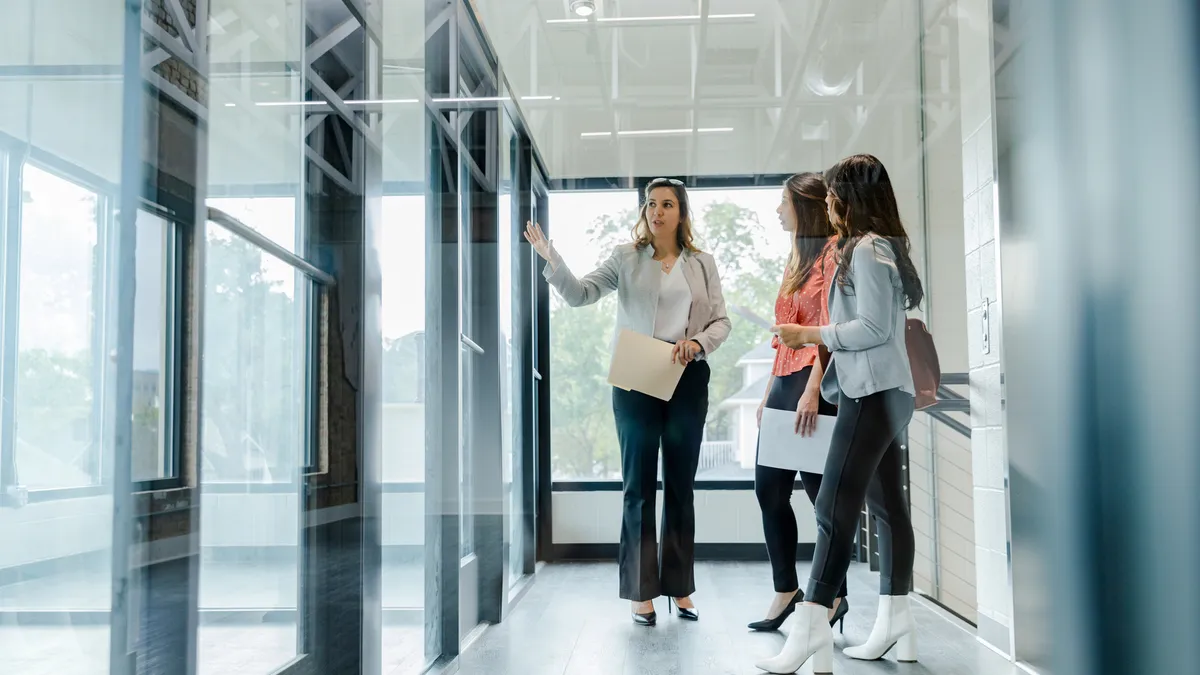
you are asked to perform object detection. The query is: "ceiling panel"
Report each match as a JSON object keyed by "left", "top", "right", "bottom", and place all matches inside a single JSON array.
[{"left": 476, "top": 0, "right": 929, "bottom": 179}]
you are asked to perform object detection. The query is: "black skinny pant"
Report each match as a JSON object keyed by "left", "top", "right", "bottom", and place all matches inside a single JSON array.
[
  {"left": 612, "top": 361, "right": 710, "bottom": 601},
  {"left": 753, "top": 367, "right": 846, "bottom": 597},
  {"left": 806, "top": 387, "right": 916, "bottom": 607}
]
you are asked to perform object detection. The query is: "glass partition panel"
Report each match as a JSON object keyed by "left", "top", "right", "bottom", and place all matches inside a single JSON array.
[
  {"left": 197, "top": 221, "right": 306, "bottom": 674},
  {"left": 0, "top": 1, "right": 124, "bottom": 670},
  {"left": 499, "top": 113, "right": 521, "bottom": 585}
]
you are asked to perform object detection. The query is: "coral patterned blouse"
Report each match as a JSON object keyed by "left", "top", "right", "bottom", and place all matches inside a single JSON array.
[{"left": 771, "top": 238, "right": 838, "bottom": 377}]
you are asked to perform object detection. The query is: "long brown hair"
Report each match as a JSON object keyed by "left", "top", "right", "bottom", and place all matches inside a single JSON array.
[
  {"left": 780, "top": 172, "right": 835, "bottom": 296},
  {"left": 632, "top": 178, "right": 700, "bottom": 254},
  {"left": 824, "top": 154, "right": 924, "bottom": 310}
]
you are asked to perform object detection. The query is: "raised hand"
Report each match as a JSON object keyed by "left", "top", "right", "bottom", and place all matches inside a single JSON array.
[{"left": 523, "top": 221, "right": 554, "bottom": 264}]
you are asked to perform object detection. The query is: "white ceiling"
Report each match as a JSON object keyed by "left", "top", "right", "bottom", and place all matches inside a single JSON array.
[
  {"left": 474, "top": 0, "right": 930, "bottom": 180},
  {"left": 0, "top": 0, "right": 938, "bottom": 191}
]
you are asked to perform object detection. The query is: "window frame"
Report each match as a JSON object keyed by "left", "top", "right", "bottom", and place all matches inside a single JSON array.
[
  {"left": 129, "top": 200, "right": 189, "bottom": 493},
  {"left": 0, "top": 133, "right": 193, "bottom": 500},
  {"left": 6, "top": 159, "right": 110, "bottom": 499}
]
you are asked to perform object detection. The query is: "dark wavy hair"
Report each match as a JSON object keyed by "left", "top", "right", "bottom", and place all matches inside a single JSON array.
[
  {"left": 824, "top": 154, "right": 924, "bottom": 310},
  {"left": 780, "top": 172, "right": 835, "bottom": 296}
]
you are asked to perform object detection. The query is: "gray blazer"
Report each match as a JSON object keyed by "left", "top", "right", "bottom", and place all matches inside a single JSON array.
[
  {"left": 544, "top": 243, "right": 732, "bottom": 356},
  {"left": 819, "top": 234, "right": 915, "bottom": 402}
]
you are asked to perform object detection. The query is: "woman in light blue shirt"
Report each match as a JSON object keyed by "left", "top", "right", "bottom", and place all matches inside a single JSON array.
[
  {"left": 524, "top": 178, "right": 731, "bottom": 626},
  {"left": 759, "top": 155, "right": 925, "bottom": 673}
]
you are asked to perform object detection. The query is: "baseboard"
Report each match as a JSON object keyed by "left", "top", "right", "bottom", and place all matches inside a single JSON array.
[
  {"left": 549, "top": 543, "right": 814, "bottom": 562},
  {"left": 976, "top": 612, "right": 1012, "bottom": 657}
]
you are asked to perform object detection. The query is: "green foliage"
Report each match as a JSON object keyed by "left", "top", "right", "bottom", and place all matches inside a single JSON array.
[
  {"left": 550, "top": 197, "right": 786, "bottom": 478},
  {"left": 201, "top": 231, "right": 302, "bottom": 481},
  {"left": 13, "top": 349, "right": 93, "bottom": 468}
]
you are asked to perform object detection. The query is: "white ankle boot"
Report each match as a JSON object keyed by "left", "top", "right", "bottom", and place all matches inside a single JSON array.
[
  {"left": 754, "top": 604, "right": 834, "bottom": 674},
  {"left": 843, "top": 594, "right": 918, "bottom": 662}
]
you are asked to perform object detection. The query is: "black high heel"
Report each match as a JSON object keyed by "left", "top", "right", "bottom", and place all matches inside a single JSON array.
[
  {"left": 669, "top": 597, "right": 699, "bottom": 621},
  {"left": 747, "top": 590, "right": 802, "bottom": 632},
  {"left": 830, "top": 597, "right": 849, "bottom": 633},
  {"left": 631, "top": 602, "right": 657, "bottom": 627}
]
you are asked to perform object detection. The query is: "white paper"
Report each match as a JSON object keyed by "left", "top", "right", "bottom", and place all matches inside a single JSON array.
[{"left": 756, "top": 408, "right": 838, "bottom": 474}]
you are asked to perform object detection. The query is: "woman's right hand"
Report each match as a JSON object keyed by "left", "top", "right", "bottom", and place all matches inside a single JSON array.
[
  {"left": 523, "top": 221, "right": 554, "bottom": 265},
  {"left": 756, "top": 399, "right": 765, "bottom": 428}
]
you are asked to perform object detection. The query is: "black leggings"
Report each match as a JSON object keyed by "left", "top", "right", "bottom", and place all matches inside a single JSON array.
[
  {"left": 806, "top": 387, "right": 915, "bottom": 607},
  {"left": 754, "top": 367, "right": 845, "bottom": 596}
]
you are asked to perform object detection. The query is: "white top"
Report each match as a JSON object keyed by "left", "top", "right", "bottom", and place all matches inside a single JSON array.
[{"left": 652, "top": 263, "right": 691, "bottom": 342}]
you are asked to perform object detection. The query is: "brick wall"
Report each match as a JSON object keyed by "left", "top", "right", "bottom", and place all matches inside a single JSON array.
[{"left": 145, "top": 0, "right": 208, "bottom": 105}]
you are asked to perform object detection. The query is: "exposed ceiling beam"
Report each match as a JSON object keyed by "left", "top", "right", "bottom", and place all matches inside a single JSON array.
[
  {"left": 334, "top": 0, "right": 381, "bottom": 46},
  {"left": 165, "top": 0, "right": 198, "bottom": 53},
  {"left": 307, "top": 17, "right": 360, "bottom": 66}
]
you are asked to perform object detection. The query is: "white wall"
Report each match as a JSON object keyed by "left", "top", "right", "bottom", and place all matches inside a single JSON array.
[
  {"left": 957, "top": 0, "right": 1013, "bottom": 653},
  {"left": 0, "top": 497, "right": 111, "bottom": 569}
]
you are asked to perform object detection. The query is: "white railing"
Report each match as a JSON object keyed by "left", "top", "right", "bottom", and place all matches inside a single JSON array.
[{"left": 697, "top": 441, "right": 736, "bottom": 474}]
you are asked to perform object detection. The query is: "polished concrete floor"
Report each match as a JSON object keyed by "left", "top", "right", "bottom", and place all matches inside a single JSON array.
[
  {"left": 455, "top": 561, "right": 1022, "bottom": 675},
  {"left": 0, "top": 622, "right": 425, "bottom": 675},
  {"left": 0, "top": 560, "right": 1020, "bottom": 674}
]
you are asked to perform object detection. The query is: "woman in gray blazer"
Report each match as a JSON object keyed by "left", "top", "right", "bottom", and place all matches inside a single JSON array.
[
  {"left": 524, "top": 177, "right": 731, "bottom": 626},
  {"left": 758, "top": 155, "right": 925, "bottom": 674}
]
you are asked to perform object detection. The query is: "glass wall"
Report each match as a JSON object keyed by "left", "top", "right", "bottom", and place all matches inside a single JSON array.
[
  {"left": 197, "top": 222, "right": 309, "bottom": 674},
  {"left": 379, "top": 0, "right": 428, "bottom": 670},
  {"left": 198, "top": 0, "right": 312, "bottom": 670},
  {"left": 0, "top": 1, "right": 122, "bottom": 671}
]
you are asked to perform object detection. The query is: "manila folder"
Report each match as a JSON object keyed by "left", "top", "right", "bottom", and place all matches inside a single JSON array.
[{"left": 607, "top": 329, "right": 686, "bottom": 401}]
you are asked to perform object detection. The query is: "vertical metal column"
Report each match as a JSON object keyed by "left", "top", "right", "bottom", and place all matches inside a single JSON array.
[
  {"left": 109, "top": 1, "right": 147, "bottom": 672},
  {"left": 425, "top": 0, "right": 462, "bottom": 661}
]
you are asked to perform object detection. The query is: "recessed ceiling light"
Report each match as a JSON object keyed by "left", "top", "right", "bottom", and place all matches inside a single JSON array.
[
  {"left": 581, "top": 127, "right": 734, "bottom": 138},
  {"left": 570, "top": 0, "right": 596, "bottom": 17},
  {"left": 547, "top": 12, "right": 754, "bottom": 25}
]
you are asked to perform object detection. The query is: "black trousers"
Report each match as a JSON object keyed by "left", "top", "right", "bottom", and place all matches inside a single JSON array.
[
  {"left": 806, "top": 387, "right": 915, "bottom": 607},
  {"left": 753, "top": 367, "right": 847, "bottom": 597},
  {"left": 612, "top": 360, "right": 710, "bottom": 601}
]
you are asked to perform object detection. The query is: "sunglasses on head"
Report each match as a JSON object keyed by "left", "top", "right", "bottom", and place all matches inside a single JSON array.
[{"left": 650, "top": 178, "right": 684, "bottom": 186}]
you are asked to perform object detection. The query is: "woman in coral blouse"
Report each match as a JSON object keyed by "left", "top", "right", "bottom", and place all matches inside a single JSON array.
[{"left": 747, "top": 172, "right": 847, "bottom": 633}]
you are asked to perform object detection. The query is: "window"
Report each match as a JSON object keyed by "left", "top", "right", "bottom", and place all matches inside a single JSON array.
[
  {"left": 199, "top": 220, "right": 307, "bottom": 484},
  {"left": 548, "top": 186, "right": 788, "bottom": 482},
  {"left": 380, "top": 193, "right": 427, "bottom": 619},
  {"left": 12, "top": 164, "right": 102, "bottom": 490},
  {"left": 131, "top": 209, "right": 181, "bottom": 484}
]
